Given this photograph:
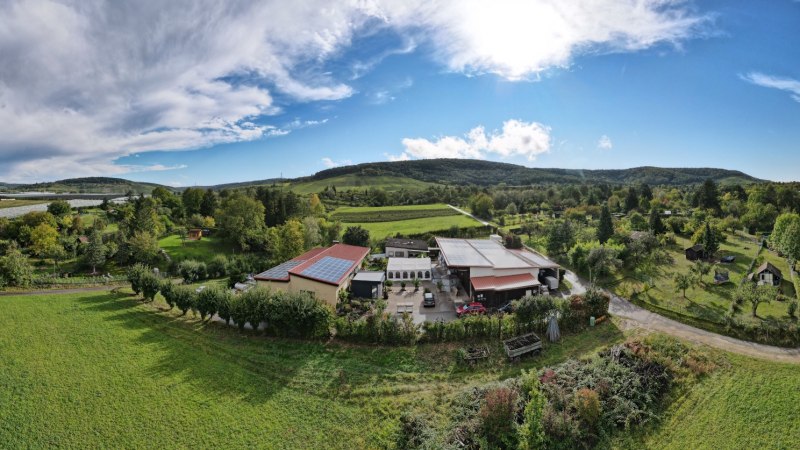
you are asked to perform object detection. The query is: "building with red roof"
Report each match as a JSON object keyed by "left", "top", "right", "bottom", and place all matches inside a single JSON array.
[{"left": 254, "top": 243, "right": 370, "bottom": 305}]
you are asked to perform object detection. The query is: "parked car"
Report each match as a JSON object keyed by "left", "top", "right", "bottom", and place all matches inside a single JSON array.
[
  {"left": 457, "top": 302, "right": 486, "bottom": 317},
  {"left": 498, "top": 302, "right": 514, "bottom": 314},
  {"left": 423, "top": 292, "right": 436, "bottom": 308}
]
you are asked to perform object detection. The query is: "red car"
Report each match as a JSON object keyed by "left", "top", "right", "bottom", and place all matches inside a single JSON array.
[{"left": 457, "top": 302, "right": 487, "bottom": 317}]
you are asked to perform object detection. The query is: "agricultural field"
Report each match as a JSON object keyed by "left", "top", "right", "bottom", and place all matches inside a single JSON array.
[
  {"left": 0, "top": 199, "right": 48, "bottom": 209},
  {"left": 158, "top": 234, "right": 234, "bottom": 261},
  {"left": 290, "top": 174, "right": 436, "bottom": 194},
  {"left": 615, "top": 232, "right": 796, "bottom": 327},
  {"left": 0, "top": 291, "right": 623, "bottom": 448},
  {"left": 333, "top": 203, "right": 487, "bottom": 240}
]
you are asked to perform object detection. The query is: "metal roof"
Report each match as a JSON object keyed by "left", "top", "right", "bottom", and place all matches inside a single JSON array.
[
  {"left": 471, "top": 273, "right": 540, "bottom": 292},
  {"left": 385, "top": 238, "right": 428, "bottom": 251},
  {"left": 255, "top": 244, "right": 369, "bottom": 285},
  {"left": 352, "top": 271, "right": 386, "bottom": 283},
  {"left": 387, "top": 257, "right": 432, "bottom": 272},
  {"left": 436, "top": 238, "right": 560, "bottom": 270}
]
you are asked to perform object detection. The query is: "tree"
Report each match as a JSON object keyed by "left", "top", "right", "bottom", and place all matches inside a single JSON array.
[
  {"left": 692, "top": 261, "right": 712, "bottom": 285},
  {"left": 309, "top": 193, "right": 325, "bottom": 216},
  {"left": 30, "top": 223, "right": 64, "bottom": 273},
  {"left": 518, "top": 370, "right": 546, "bottom": 450},
  {"left": 215, "top": 192, "right": 266, "bottom": 251},
  {"left": 47, "top": 200, "right": 72, "bottom": 217},
  {"left": 700, "top": 221, "right": 719, "bottom": 258},
  {"left": 140, "top": 272, "right": 161, "bottom": 302},
  {"left": 182, "top": 188, "right": 205, "bottom": 216},
  {"left": 302, "top": 216, "right": 322, "bottom": 249},
  {"left": 505, "top": 202, "right": 518, "bottom": 216},
  {"left": 624, "top": 187, "right": 639, "bottom": 212},
  {"left": 200, "top": 189, "right": 218, "bottom": 217},
  {"left": 196, "top": 286, "right": 222, "bottom": 321},
  {"left": 696, "top": 179, "right": 721, "bottom": 212},
  {"left": 127, "top": 263, "right": 150, "bottom": 295},
  {"left": 0, "top": 244, "right": 34, "bottom": 288},
  {"left": 771, "top": 213, "right": 800, "bottom": 263},
  {"left": 469, "top": 193, "right": 494, "bottom": 219},
  {"left": 85, "top": 229, "right": 106, "bottom": 274},
  {"left": 342, "top": 226, "right": 370, "bottom": 248},
  {"left": 278, "top": 219, "right": 306, "bottom": 260},
  {"left": 628, "top": 212, "right": 647, "bottom": 231},
  {"left": 648, "top": 208, "right": 666, "bottom": 235},
  {"left": 597, "top": 205, "right": 614, "bottom": 245},
  {"left": 674, "top": 272, "right": 693, "bottom": 298},
  {"left": 586, "top": 246, "right": 622, "bottom": 280},
  {"left": 127, "top": 231, "right": 160, "bottom": 265},
  {"left": 546, "top": 220, "right": 575, "bottom": 256}
]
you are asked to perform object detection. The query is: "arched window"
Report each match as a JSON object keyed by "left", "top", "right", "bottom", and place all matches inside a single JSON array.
[
  {"left": 417, "top": 271, "right": 423, "bottom": 279},
  {"left": 388, "top": 272, "right": 393, "bottom": 279},
  {"left": 403, "top": 271, "right": 408, "bottom": 279},
  {"left": 425, "top": 271, "right": 430, "bottom": 279}
]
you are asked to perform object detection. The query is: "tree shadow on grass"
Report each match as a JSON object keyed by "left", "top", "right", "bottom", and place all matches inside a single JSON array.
[{"left": 74, "top": 293, "right": 464, "bottom": 406}]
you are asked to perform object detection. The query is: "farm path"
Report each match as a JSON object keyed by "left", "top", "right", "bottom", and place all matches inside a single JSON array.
[{"left": 446, "top": 204, "right": 490, "bottom": 226}]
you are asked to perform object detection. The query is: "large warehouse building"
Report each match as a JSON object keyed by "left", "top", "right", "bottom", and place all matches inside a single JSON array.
[
  {"left": 435, "top": 237, "right": 560, "bottom": 306},
  {"left": 254, "top": 243, "right": 370, "bottom": 305}
]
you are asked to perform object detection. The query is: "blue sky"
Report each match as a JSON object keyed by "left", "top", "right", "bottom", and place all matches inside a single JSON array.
[{"left": 1, "top": 0, "right": 798, "bottom": 185}]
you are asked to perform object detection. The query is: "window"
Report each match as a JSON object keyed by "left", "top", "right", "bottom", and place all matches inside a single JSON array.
[
  {"left": 425, "top": 271, "right": 430, "bottom": 278},
  {"left": 403, "top": 271, "right": 408, "bottom": 279},
  {"left": 417, "top": 271, "right": 423, "bottom": 279},
  {"left": 388, "top": 272, "right": 393, "bottom": 279}
]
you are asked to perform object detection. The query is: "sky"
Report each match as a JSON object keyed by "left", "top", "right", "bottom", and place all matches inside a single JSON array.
[{"left": 0, "top": 0, "right": 798, "bottom": 186}]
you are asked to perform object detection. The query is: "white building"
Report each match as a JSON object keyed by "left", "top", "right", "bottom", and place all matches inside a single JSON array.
[
  {"left": 435, "top": 237, "right": 560, "bottom": 306},
  {"left": 386, "top": 257, "right": 432, "bottom": 281},
  {"left": 385, "top": 238, "right": 429, "bottom": 258}
]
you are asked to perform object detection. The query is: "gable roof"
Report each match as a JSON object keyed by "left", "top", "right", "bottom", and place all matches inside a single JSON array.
[
  {"left": 686, "top": 244, "right": 705, "bottom": 252},
  {"left": 753, "top": 262, "right": 782, "bottom": 277},
  {"left": 254, "top": 244, "right": 369, "bottom": 286},
  {"left": 385, "top": 238, "right": 428, "bottom": 251}
]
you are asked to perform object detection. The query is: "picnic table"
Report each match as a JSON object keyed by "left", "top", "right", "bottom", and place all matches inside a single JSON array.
[{"left": 396, "top": 302, "right": 413, "bottom": 314}]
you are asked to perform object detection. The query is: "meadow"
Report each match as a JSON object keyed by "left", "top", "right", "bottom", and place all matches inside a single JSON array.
[
  {"left": 0, "top": 290, "right": 622, "bottom": 448},
  {"left": 333, "top": 204, "right": 487, "bottom": 240},
  {"left": 158, "top": 234, "right": 234, "bottom": 261},
  {"left": 289, "top": 174, "right": 436, "bottom": 194}
]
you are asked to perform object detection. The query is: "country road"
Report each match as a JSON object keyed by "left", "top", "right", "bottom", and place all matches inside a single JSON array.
[{"left": 446, "top": 204, "right": 490, "bottom": 226}]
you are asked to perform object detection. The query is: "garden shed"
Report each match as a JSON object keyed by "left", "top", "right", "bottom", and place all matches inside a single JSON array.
[{"left": 351, "top": 271, "right": 385, "bottom": 299}]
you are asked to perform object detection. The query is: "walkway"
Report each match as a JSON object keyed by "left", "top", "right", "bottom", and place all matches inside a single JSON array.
[{"left": 446, "top": 204, "right": 490, "bottom": 226}]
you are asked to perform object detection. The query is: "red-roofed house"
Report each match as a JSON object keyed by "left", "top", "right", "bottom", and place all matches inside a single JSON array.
[{"left": 254, "top": 243, "right": 370, "bottom": 305}]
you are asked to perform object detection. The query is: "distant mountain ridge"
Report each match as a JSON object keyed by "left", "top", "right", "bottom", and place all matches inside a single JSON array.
[
  {"left": 300, "top": 159, "right": 762, "bottom": 187},
  {"left": 0, "top": 159, "right": 764, "bottom": 194}
]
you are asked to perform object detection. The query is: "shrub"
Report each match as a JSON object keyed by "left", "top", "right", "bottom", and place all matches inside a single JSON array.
[
  {"left": 178, "top": 259, "right": 207, "bottom": 283},
  {"left": 172, "top": 285, "right": 197, "bottom": 316},
  {"left": 160, "top": 280, "right": 176, "bottom": 309},
  {"left": 207, "top": 255, "right": 229, "bottom": 278},
  {"left": 479, "top": 387, "right": 520, "bottom": 448},
  {"left": 196, "top": 286, "right": 223, "bottom": 321},
  {"left": 574, "top": 388, "right": 602, "bottom": 428},
  {"left": 263, "top": 290, "right": 333, "bottom": 339},
  {"left": 127, "top": 263, "right": 150, "bottom": 295},
  {"left": 789, "top": 300, "right": 798, "bottom": 320},
  {"left": 0, "top": 246, "right": 34, "bottom": 288},
  {"left": 140, "top": 272, "right": 161, "bottom": 302},
  {"left": 518, "top": 371, "right": 546, "bottom": 450},
  {"left": 216, "top": 289, "right": 234, "bottom": 325}
]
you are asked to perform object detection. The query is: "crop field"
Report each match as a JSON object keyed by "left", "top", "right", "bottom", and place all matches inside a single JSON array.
[
  {"left": 158, "top": 234, "right": 234, "bottom": 261},
  {"left": 333, "top": 204, "right": 486, "bottom": 239},
  {"left": 0, "top": 199, "right": 48, "bottom": 209},
  {"left": 290, "top": 174, "right": 436, "bottom": 194},
  {"left": 0, "top": 291, "right": 624, "bottom": 448}
]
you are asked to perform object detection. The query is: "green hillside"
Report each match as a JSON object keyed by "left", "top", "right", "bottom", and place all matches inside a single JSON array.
[
  {"left": 2, "top": 177, "right": 166, "bottom": 194},
  {"left": 289, "top": 174, "right": 436, "bottom": 193}
]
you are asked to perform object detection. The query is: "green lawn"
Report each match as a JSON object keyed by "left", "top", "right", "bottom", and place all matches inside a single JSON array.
[
  {"left": 290, "top": 174, "right": 436, "bottom": 194},
  {"left": 0, "top": 199, "right": 48, "bottom": 209},
  {"left": 616, "top": 232, "right": 796, "bottom": 326},
  {"left": 333, "top": 204, "right": 487, "bottom": 240},
  {"left": 158, "top": 234, "right": 234, "bottom": 261},
  {"left": 0, "top": 291, "right": 624, "bottom": 448},
  {"left": 615, "top": 353, "right": 800, "bottom": 449}
]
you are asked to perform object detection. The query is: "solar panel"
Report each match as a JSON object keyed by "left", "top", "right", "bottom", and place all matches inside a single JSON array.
[
  {"left": 257, "top": 260, "right": 304, "bottom": 279},
  {"left": 300, "top": 256, "right": 354, "bottom": 283}
]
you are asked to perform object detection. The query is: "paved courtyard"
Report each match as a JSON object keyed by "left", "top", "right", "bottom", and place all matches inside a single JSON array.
[{"left": 385, "top": 280, "right": 458, "bottom": 324}]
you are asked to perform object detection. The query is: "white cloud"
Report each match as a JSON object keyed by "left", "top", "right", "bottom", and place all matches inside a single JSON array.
[
  {"left": 740, "top": 72, "right": 800, "bottom": 103},
  {"left": 390, "top": 120, "right": 551, "bottom": 162},
  {"left": 0, "top": 0, "right": 709, "bottom": 181},
  {"left": 321, "top": 157, "right": 353, "bottom": 168},
  {"left": 597, "top": 135, "right": 613, "bottom": 150}
]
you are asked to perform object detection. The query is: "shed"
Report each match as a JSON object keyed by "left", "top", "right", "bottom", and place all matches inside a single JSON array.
[
  {"left": 187, "top": 228, "right": 203, "bottom": 240},
  {"left": 351, "top": 271, "right": 385, "bottom": 299},
  {"left": 685, "top": 244, "right": 707, "bottom": 261},
  {"left": 748, "top": 262, "right": 783, "bottom": 287}
]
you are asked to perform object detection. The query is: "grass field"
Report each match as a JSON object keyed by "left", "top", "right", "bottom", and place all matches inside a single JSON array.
[
  {"left": 616, "top": 353, "right": 800, "bottom": 449},
  {"left": 289, "top": 174, "right": 436, "bottom": 194},
  {"left": 333, "top": 204, "right": 486, "bottom": 239},
  {"left": 615, "top": 232, "right": 796, "bottom": 326},
  {"left": 159, "top": 234, "right": 234, "bottom": 261},
  {"left": 0, "top": 291, "right": 624, "bottom": 448},
  {"left": 0, "top": 199, "right": 48, "bottom": 209}
]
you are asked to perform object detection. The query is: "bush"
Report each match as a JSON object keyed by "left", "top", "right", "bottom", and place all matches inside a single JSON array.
[
  {"left": 789, "top": 300, "right": 798, "bottom": 320},
  {"left": 160, "top": 280, "right": 176, "bottom": 309},
  {"left": 479, "top": 387, "right": 520, "bottom": 448},
  {"left": 172, "top": 285, "right": 197, "bottom": 316},
  {"left": 140, "top": 272, "right": 161, "bottom": 302},
  {"left": 127, "top": 263, "right": 150, "bottom": 295},
  {"left": 207, "top": 255, "right": 229, "bottom": 278},
  {"left": 216, "top": 289, "right": 234, "bottom": 325},
  {"left": 178, "top": 259, "right": 207, "bottom": 283},
  {"left": 196, "top": 286, "right": 223, "bottom": 321},
  {"left": 263, "top": 290, "right": 333, "bottom": 339},
  {"left": 0, "top": 246, "right": 34, "bottom": 288},
  {"left": 335, "top": 313, "right": 419, "bottom": 345}
]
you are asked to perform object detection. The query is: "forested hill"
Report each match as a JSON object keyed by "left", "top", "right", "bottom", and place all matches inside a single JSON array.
[
  {"left": 303, "top": 159, "right": 761, "bottom": 186},
  {"left": 0, "top": 177, "right": 166, "bottom": 194}
]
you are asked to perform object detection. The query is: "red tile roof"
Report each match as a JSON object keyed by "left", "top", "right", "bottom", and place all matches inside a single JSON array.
[
  {"left": 255, "top": 243, "right": 370, "bottom": 286},
  {"left": 470, "top": 273, "right": 540, "bottom": 292}
]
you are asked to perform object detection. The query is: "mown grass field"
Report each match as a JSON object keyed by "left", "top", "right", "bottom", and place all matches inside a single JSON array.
[
  {"left": 289, "top": 174, "right": 436, "bottom": 194},
  {"left": 0, "top": 291, "right": 624, "bottom": 448},
  {"left": 158, "top": 234, "right": 234, "bottom": 261},
  {"left": 616, "top": 232, "right": 796, "bottom": 326},
  {"left": 333, "top": 204, "right": 486, "bottom": 239}
]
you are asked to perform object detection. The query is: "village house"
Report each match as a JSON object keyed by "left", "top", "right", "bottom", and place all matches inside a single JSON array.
[
  {"left": 685, "top": 244, "right": 707, "bottom": 261},
  {"left": 385, "top": 238, "right": 429, "bottom": 258},
  {"left": 254, "top": 243, "right": 370, "bottom": 306},
  {"left": 748, "top": 262, "right": 783, "bottom": 287}
]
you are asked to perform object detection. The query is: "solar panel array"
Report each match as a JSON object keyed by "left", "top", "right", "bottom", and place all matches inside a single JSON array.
[
  {"left": 257, "top": 260, "right": 304, "bottom": 279},
  {"left": 300, "top": 256, "right": 354, "bottom": 283}
]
